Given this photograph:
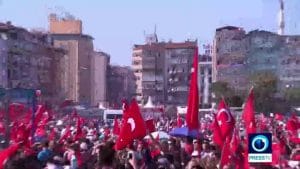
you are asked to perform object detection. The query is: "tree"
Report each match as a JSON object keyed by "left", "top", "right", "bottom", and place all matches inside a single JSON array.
[
  {"left": 284, "top": 87, "right": 300, "bottom": 107},
  {"left": 250, "top": 71, "right": 278, "bottom": 113},
  {"left": 211, "top": 81, "right": 244, "bottom": 107},
  {"left": 211, "top": 81, "right": 233, "bottom": 101}
]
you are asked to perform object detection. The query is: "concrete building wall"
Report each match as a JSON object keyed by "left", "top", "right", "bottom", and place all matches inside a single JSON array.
[
  {"left": 49, "top": 14, "right": 82, "bottom": 34},
  {"left": 212, "top": 26, "right": 248, "bottom": 91},
  {"left": 213, "top": 26, "right": 300, "bottom": 95},
  {"left": 278, "top": 36, "right": 300, "bottom": 90},
  {"left": 132, "top": 40, "right": 197, "bottom": 106},
  {"left": 53, "top": 39, "right": 79, "bottom": 102},
  {"left": 132, "top": 44, "right": 165, "bottom": 104},
  {"left": 91, "top": 51, "right": 109, "bottom": 106},
  {"left": 0, "top": 39, "right": 8, "bottom": 88},
  {"left": 132, "top": 49, "right": 143, "bottom": 101},
  {"left": 78, "top": 38, "right": 93, "bottom": 105},
  {"left": 164, "top": 46, "right": 195, "bottom": 106},
  {"left": 0, "top": 22, "right": 66, "bottom": 104},
  {"left": 107, "top": 65, "right": 135, "bottom": 108},
  {"left": 49, "top": 14, "right": 94, "bottom": 105}
]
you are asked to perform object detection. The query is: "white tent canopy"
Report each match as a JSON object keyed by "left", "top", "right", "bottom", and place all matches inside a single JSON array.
[{"left": 144, "top": 96, "right": 154, "bottom": 108}]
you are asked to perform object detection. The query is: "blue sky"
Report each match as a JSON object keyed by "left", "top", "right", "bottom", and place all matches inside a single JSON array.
[{"left": 0, "top": 0, "right": 299, "bottom": 66}]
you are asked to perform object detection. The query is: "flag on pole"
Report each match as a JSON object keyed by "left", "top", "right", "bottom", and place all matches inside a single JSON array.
[
  {"left": 216, "top": 99, "right": 235, "bottom": 139},
  {"left": 242, "top": 87, "right": 256, "bottom": 134},
  {"left": 186, "top": 47, "right": 199, "bottom": 130}
]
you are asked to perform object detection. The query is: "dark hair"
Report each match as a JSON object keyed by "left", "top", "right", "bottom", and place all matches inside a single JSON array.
[
  {"left": 98, "top": 141, "right": 116, "bottom": 166},
  {"left": 43, "top": 141, "right": 49, "bottom": 148},
  {"left": 5, "top": 155, "right": 43, "bottom": 169}
]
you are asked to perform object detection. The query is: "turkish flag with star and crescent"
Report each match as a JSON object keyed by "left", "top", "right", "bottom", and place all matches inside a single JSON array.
[
  {"left": 127, "top": 99, "right": 147, "bottom": 139},
  {"left": 216, "top": 99, "right": 235, "bottom": 139},
  {"left": 115, "top": 99, "right": 147, "bottom": 150}
]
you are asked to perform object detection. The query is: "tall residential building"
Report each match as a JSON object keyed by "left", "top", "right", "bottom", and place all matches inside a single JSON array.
[
  {"left": 212, "top": 25, "right": 300, "bottom": 94},
  {"left": 164, "top": 42, "right": 197, "bottom": 105},
  {"left": 132, "top": 34, "right": 197, "bottom": 106},
  {"left": 91, "top": 51, "right": 109, "bottom": 107},
  {"left": 49, "top": 14, "right": 94, "bottom": 105},
  {"left": 107, "top": 65, "right": 135, "bottom": 108},
  {"left": 132, "top": 43, "right": 165, "bottom": 105},
  {"left": 0, "top": 22, "right": 66, "bottom": 104},
  {"left": 0, "top": 36, "right": 8, "bottom": 88},
  {"left": 212, "top": 26, "right": 248, "bottom": 91}
]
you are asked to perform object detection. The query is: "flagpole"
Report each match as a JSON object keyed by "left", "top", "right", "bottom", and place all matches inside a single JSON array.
[
  {"left": 30, "top": 90, "right": 38, "bottom": 143},
  {"left": 4, "top": 88, "right": 11, "bottom": 147},
  {"left": 219, "top": 137, "right": 227, "bottom": 169}
]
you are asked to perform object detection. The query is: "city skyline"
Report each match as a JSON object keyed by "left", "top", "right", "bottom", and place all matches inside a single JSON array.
[{"left": 1, "top": 0, "right": 300, "bottom": 66}]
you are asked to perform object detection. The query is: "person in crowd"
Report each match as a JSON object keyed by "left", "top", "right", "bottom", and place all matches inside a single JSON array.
[{"left": 37, "top": 141, "right": 54, "bottom": 165}]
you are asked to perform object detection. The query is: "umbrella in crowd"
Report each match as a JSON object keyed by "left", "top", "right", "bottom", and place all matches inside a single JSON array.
[
  {"left": 169, "top": 127, "right": 200, "bottom": 139},
  {"left": 144, "top": 131, "right": 170, "bottom": 140}
]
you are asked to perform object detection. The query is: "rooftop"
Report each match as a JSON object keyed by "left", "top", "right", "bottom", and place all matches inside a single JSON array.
[
  {"left": 216, "top": 26, "right": 244, "bottom": 32},
  {"left": 50, "top": 33, "right": 94, "bottom": 40},
  {"left": 133, "top": 40, "right": 197, "bottom": 50}
]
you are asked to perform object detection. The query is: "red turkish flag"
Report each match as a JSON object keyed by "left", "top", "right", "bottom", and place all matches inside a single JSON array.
[
  {"left": 48, "top": 128, "right": 56, "bottom": 141},
  {"left": 8, "top": 103, "right": 26, "bottom": 121},
  {"left": 286, "top": 114, "right": 299, "bottom": 134},
  {"left": 59, "top": 126, "right": 71, "bottom": 144},
  {"left": 74, "top": 117, "right": 84, "bottom": 141},
  {"left": 128, "top": 99, "right": 147, "bottom": 139},
  {"left": 0, "top": 122, "right": 5, "bottom": 135},
  {"left": 242, "top": 88, "right": 256, "bottom": 134},
  {"left": 272, "top": 143, "right": 281, "bottom": 166},
  {"left": 114, "top": 100, "right": 133, "bottom": 150},
  {"left": 155, "top": 133, "right": 160, "bottom": 141},
  {"left": 115, "top": 99, "right": 147, "bottom": 150},
  {"left": 113, "top": 116, "right": 120, "bottom": 135},
  {"left": 177, "top": 114, "right": 183, "bottom": 127},
  {"left": 216, "top": 99, "right": 235, "bottom": 139},
  {"left": 211, "top": 114, "right": 224, "bottom": 148},
  {"left": 32, "top": 105, "right": 47, "bottom": 128},
  {"left": 145, "top": 119, "right": 156, "bottom": 133},
  {"left": 0, "top": 143, "right": 20, "bottom": 169},
  {"left": 185, "top": 47, "right": 199, "bottom": 130},
  {"left": 275, "top": 113, "right": 284, "bottom": 121},
  {"left": 10, "top": 123, "right": 30, "bottom": 145},
  {"left": 230, "top": 128, "right": 240, "bottom": 154},
  {"left": 220, "top": 137, "right": 232, "bottom": 168},
  {"left": 35, "top": 127, "right": 46, "bottom": 137}
]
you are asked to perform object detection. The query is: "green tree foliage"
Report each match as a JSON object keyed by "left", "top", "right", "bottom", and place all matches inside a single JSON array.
[
  {"left": 284, "top": 87, "right": 300, "bottom": 106},
  {"left": 250, "top": 71, "right": 278, "bottom": 113},
  {"left": 211, "top": 81, "right": 244, "bottom": 107}
]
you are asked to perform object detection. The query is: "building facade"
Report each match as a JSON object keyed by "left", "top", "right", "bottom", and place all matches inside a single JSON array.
[
  {"left": 49, "top": 14, "right": 94, "bottom": 105},
  {"left": 0, "top": 22, "right": 66, "bottom": 104},
  {"left": 91, "top": 51, "right": 109, "bottom": 107},
  {"left": 164, "top": 42, "right": 197, "bottom": 105},
  {"left": 212, "top": 26, "right": 248, "bottom": 91},
  {"left": 132, "top": 36, "right": 197, "bottom": 106},
  {"left": 0, "top": 35, "right": 8, "bottom": 88},
  {"left": 132, "top": 43, "right": 165, "bottom": 105},
  {"left": 106, "top": 65, "right": 136, "bottom": 108},
  {"left": 212, "top": 26, "right": 300, "bottom": 94}
]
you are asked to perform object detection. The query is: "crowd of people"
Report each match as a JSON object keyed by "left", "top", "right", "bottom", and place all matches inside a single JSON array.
[
  {"left": 0, "top": 95, "right": 300, "bottom": 169},
  {"left": 0, "top": 110, "right": 299, "bottom": 169}
]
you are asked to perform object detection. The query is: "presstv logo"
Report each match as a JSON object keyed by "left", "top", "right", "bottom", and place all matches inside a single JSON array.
[{"left": 248, "top": 133, "right": 272, "bottom": 163}]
